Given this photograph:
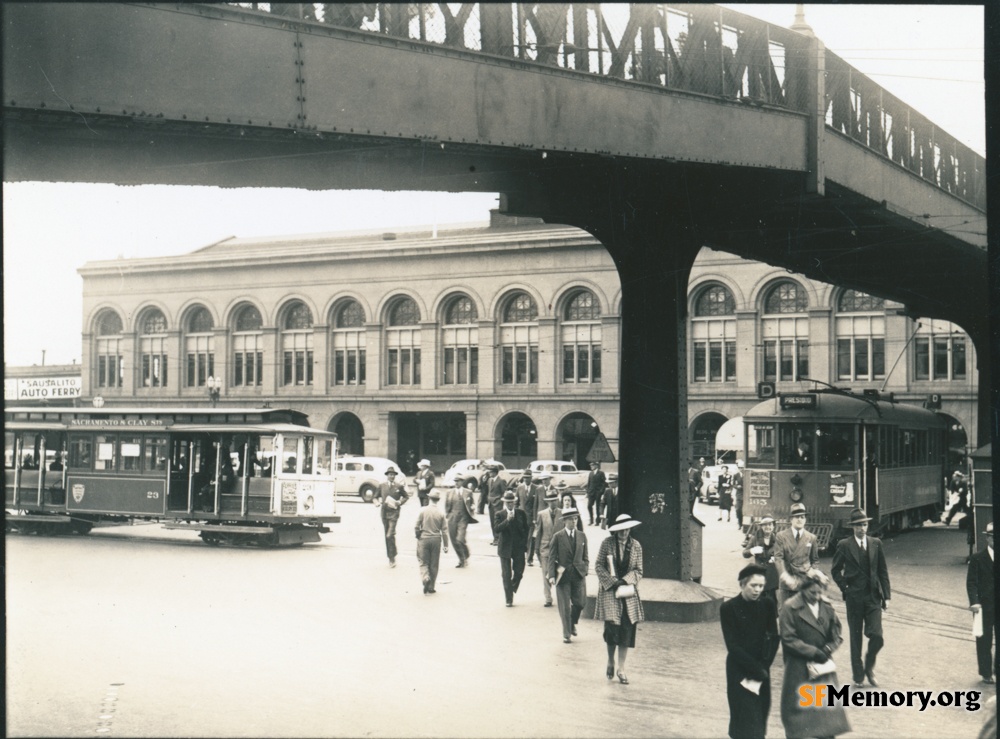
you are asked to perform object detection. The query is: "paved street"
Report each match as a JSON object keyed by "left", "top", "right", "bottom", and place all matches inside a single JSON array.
[{"left": 6, "top": 496, "right": 993, "bottom": 738}]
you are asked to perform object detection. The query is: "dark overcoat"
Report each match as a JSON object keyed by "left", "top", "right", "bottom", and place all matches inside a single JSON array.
[
  {"left": 720, "top": 594, "right": 778, "bottom": 739},
  {"left": 778, "top": 593, "right": 851, "bottom": 738},
  {"left": 742, "top": 531, "right": 779, "bottom": 593}
]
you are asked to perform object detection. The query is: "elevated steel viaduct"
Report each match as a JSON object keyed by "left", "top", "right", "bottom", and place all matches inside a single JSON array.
[{"left": 3, "top": 3, "right": 987, "bottom": 597}]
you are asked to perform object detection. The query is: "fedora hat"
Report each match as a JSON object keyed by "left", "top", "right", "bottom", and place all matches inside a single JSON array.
[
  {"left": 501, "top": 490, "right": 516, "bottom": 502},
  {"left": 385, "top": 468, "right": 398, "bottom": 476},
  {"left": 534, "top": 472, "right": 552, "bottom": 481},
  {"left": 543, "top": 490, "right": 559, "bottom": 502},
  {"left": 559, "top": 506, "right": 579, "bottom": 519},
  {"left": 759, "top": 514, "right": 775, "bottom": 525},
  {"left": 607, "top": 472, "right": 618, "bottom": 482},
  {"left": 607, "top": 514, "right": 641, "bottom": 532},
  {"left": 417, "top": 459, "right": 431, "bottom": 468},
  {"left": 427, "top": 489, "right": 441, "bottom": 500},
  {"left": 789, "top": 502, "right": 807, "bottom": 517},
  {"left": 985, "top": 522, "right": 994, "bottom": 534},
  {"left": 847, "top": 508, "right": 872, "bottom": 525}
]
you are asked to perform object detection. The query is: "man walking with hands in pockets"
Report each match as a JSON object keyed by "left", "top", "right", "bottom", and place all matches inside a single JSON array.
[
  {"left": 547, "top": 506, "right": 589, "bottom": 642},
  {"left": 831, "top": 508, "right": 890, "bottom": 687}
]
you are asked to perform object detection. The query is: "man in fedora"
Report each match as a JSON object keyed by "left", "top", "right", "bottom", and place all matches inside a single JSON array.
[
  {"left": 496, "top": 489, "right": 530, "bottom": 606},
  {"left": 533, "top": 488, "right": 562, "bottom": 606},
  {"left": 483, "top": 462, "right": 506, "bottom": 545},
  {"left": 526, "top": 472, "right": 552, "bottom": 566},
  {"left": 967, "top": 521, "right": 995, "bottom": 684},
  {"left": 374, "top": 467, "right": 409, "bottom": 568},
  {"left": 773, "top": 502, "right": 819, "bottom": 611},
  {"left": 414, "top": 458, "right": 435, "bottom": 507},
  {"left": 586, "top": 461, "right": 606, "bottom": 526},
  {"left": 445, "top": 476, "right": 478, "bottom": 568},
  {"left": 831, "top": 508, "right": 891, "bottom": 687},
  {"left": 547, "top": 506, "right": 589, "bottom": 642}
]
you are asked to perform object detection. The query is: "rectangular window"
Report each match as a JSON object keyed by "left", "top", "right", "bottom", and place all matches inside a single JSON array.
[
  {"left": 501, "top": 345, "right": 538, "bottom": 384},
  {"left": 779, "top": 340, "right": 794, "bottom": 381},
  {"left": 933, "top": 338, "right": 949, "bottom": 380},
  {"left": 386, "top": 348, "right": 419, "bottom": 385},
  {"left": 854, "top": 339, "right": 869, "bottom": 379},
  {"left": 234, "top": 353, "right": 244, "bottom": 386},
  {"left": 837, "top": 339, "right": 852, "bottom": 379},
  {"left": 144, "top": 436, "right": 169, "bottom": 472},
  {"left": 577, "top": 345, "right": 589, "bottom": 381},
  {"left": 709, "top": 341, "right": 722, "bottom": 382},
  {"left": 68, "top": 436, "right": 93, "bottom": 469},
  {"left": 186, "top": 352, "right": 215, "bottom": 387},
  {"left": 953, "top": 338, "right": 966, "bottom": 379},
  {"left": 141, "top": 353, "right": 168, "bottom": 387},
  {"left": 563, "top": 346, "right": 574, "bottom": 383},
  {"left": 914, "top": 337, "right": 930, "bottom": 380},
  {"left": 94, "top": 434, "right": 116, "bottom": 471},
  {"left": 282, "top": 350, "right": 313, "bottom": 386},
  {"left": 796, "top": 340, "right": 809, "bottom": 380},
  {"left": 724, "top": 342, "right": 735, "bottom": 381},
  {"left": 693, "top": 343, "right": 707, "bottom": 382},
  {"left": 764, "top": 340, "right": 777, "bottom": 382},
  {"left": 97, "top": 355, "right": 123, "bottom": 388},
  {"left": 388, "top": 349, "right": 399, "bottom": 385},
  {"left": 872, "top": 338, "right": 885, "bottom": 378}
]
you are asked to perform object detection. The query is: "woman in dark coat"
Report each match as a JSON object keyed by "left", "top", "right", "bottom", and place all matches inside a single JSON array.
[
  {"left": 779, "top": 571, "right": 851, "bottom": 738},
  {"left": 594, "top": 513, "right": 645, "bottom": 684},
  {"left": 721, "top": 564, "right": 779, "bottom": 739},
  {"left": 742, "top": 515, "right": 779, "bottom": 607},
  {"left": 717, "top": 465, "right": 733, "bottom": 522}
]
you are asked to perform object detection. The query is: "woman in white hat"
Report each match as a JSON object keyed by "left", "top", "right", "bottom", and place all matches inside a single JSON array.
[{"left": 594, "top": 513, "right": 645, "bottom": 684}]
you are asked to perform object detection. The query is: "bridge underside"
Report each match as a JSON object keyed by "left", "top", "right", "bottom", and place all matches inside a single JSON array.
[{"left": 6, "top": 111, "right": 986, "bottom": 345}]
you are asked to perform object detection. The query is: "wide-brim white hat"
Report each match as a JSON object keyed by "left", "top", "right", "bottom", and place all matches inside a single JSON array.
[{"left": 607, "top": 514, "right": 641, "bottom": 532}]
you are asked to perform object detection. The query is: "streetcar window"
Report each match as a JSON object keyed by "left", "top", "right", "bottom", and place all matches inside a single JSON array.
[
  {"left": 280, "top": 436, "right": 298, "bottom": 473},
  {"left": 779, "top": 424, "right": 815, "bottom": 468},
  {"left": 120, "top": 436, "right": 142, "bottom": 471},
  {"left": 316, "top": 439, "right": 333, "bottom": 475},
  {"left": 95, "top": 434, "right": 116, "bottom": 470},
  {"left": 747, "top": 423, "right": 775, "bottom": 467},
  {"left": 818, "top": 424, "right": 855, "bottom": 468},
  {"left": 145, "top": 436, "right": 169, "bottom": 471},
  {"left": 4, "top": 432, "right": 14, "bottom": 470},
  {"left": 301, "top": 436, "right": 314, "bottom": 475},
  {"left": 69, "top": 436, "right": 93, "bottom": 469}
]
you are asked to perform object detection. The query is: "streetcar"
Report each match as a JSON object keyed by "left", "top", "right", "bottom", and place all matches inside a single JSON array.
[
  {"left": 5, "top": 406, "right": 340, "bottom": 546},
  {"left": 742, "top": 389, "right": 946, "bottom": 546}
]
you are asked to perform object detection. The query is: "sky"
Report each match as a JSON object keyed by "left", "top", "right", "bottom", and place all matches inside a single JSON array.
[{"left": 2, "top": 4, "right": 986, "bottom": 369}]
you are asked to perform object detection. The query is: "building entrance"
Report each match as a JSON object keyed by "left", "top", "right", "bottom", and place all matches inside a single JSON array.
[
  {"left": 556, "top": 412, "right": 599, "bottom": 469},
  {"left": 396, "top": 412, "right": 467, "bottom": 475}
]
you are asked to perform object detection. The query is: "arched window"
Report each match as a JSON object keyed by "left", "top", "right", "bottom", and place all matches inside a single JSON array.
[
  {"left": 500, "top": 292, "right": 538, "bottom": 385},
  {"left": 695, "top": 285, "right": 735, "bottom": 317},
  {"left": 761, "top": 281, "right": 808, "bottom": 382},
  {"left": 561, "top": 290, "right": 601, "bottom": 383},
  {"left": 139, "top": 308, "right": 168, "bottom": 388},
  {"left": 184, "top": 307, "right": 215, "bottom": 388},
  {"left": 386, "top": 297, "right": 420, "bottom": 386},
  {"left": 332, "top": 300, "right": 366, "bottom": 386},
  {"left": 442, "top": 295, "right": 478, "bottom": 385},
  {"left": 691, "top": 284, "right": 736, "bottom": 383},
  {"left": 764, "top": 281, "right": 808, "bottom": 314},
  {"left": 232, "top": 304, "right": 264, "bottom": 387},
  {"left": 94, "top": 310, "right": 123, "bottom": 388},
  {"left": 835, "top": 290, "right": 885, "bottom": 382},
  {"left": 389, "top": 297, "right": 420, "bottom": 326},
  {"left": 281, "top": 301, "right": 313, "bottom": 386}
]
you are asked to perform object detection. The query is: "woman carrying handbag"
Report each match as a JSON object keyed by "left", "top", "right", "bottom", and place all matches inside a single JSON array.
[{"left": 594, "top": 513, "right": 645, "bottom": 684}]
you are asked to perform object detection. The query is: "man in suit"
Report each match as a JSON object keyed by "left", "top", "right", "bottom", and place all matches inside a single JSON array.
[
  {"left": 374, "top": 468, "right": 409, "bottom": 568},
  {"left": 586, "top": 461, "right": 607, "bottom": 526},
  {"left": 495, "top": 490, "right": 530, "bottom": 606},
  {"left": 414, "top": 458, "right": 435, "bottom": 507},
  {"left": 485, "top": 463, "right": 506, "bottom": 546},
  {"left": 967, "top": 521, "right": 995, "bottom": 684},
  {"left": 445, "top": 476, "right": 478, "bottom": 568},
  {"left": 547, "top": 506, "right": 589, "bottom": 642},
  {"left": 831, "top": 508, "right": 891, "bottom": 687},
  {"left": 773, "top": 502, "right": 819, "bottom": 610},
  {"left": 526, "top": 472, "right": 551, "bottom": 566},
  {"left": 533, "top": 489, "right": 562, "bottom": 606}
]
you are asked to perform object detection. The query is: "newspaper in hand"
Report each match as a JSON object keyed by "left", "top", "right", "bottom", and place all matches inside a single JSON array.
[{"left": 740, "top": 679, "right": 763, "bottom": 695}]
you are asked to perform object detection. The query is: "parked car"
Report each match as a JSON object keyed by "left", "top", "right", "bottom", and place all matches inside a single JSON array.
[
  {"left": 526, "top": 460, "right": 590, "bottom": 492},
  {"left": 333, "top": 456, "right": 406, "bottom": 502},
  {"left": 441, "top": 459, "right": 520, "bottom": 488}
]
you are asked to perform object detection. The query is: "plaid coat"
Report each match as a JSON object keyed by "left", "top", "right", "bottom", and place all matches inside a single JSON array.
[{"left": 593, "top": 535, "right": 645, "bottom": 625}]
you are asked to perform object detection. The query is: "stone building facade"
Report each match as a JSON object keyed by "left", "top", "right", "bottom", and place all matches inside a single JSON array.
[{"left": 76, "top": 212, "right": 978, "bottom": 473}]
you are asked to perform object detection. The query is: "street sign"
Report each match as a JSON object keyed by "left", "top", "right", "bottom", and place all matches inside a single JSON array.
[{"left": 586, "top": 433, "right": 616, "bottom": 463}]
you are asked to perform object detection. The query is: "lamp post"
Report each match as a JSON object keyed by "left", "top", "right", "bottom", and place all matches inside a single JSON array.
[{"left": 207, "top": 376, "right": 222, "bottom": 407}]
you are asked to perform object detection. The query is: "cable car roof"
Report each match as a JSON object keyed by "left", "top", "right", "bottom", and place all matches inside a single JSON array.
[
  {"left": 167, "top": 423, "right": 337, "bottom": 437},
  {"left": 744, "top": 392, "right": 945, "bottom": 427}
]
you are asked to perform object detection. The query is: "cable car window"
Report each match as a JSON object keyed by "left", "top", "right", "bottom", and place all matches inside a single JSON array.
[
  {"left": 747, "top": 423, "right": 774, "bottom": 467},
  {"left": 317, "top": 439, "right": 333, "bottom": 475},
  {"left": 145, "top": 436, "right": 169, "bottom": 472},
  {"left": 95, "top": 435, "right": 116, "bottom": 471},
  {"left": 301, "top": 436, "right": 314, "bottom": 475},
  {"left": 120, "top": 436, "right": 142, "bottom": 471},
  {"left": 779, "top": 424, "right": 815, "bottom": 467},
  {"left": 280, "top": 436, "right": 298, "bottom": 474},
  {"left": 818, "top": 424, "right": 855, "bottom": 468},
  {"left": 69, "top": 436, "right": 93, "bottom": 469}
]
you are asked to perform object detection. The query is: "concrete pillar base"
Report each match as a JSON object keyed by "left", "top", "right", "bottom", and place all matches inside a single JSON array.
[{"left": 583, "top": 576, "right": 722, "bottom": 623}]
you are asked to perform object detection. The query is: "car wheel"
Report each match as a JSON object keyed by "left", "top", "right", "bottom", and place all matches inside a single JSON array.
[{"left": 360, "top": 484, "right": 376, "bottom": 503}]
